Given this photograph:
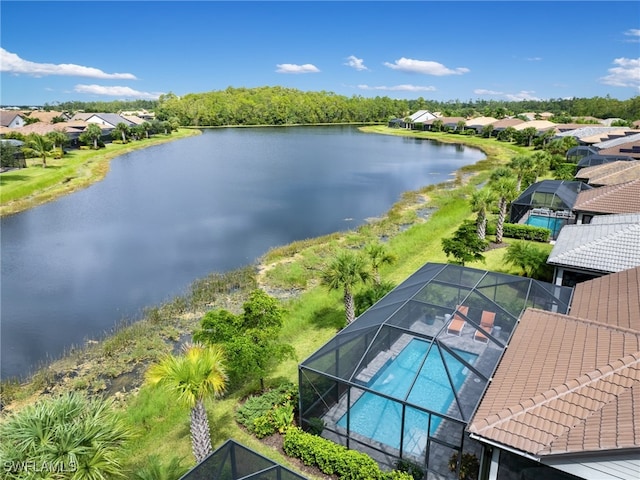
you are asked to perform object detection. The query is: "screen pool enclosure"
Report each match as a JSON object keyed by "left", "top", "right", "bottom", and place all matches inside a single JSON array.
[{"left": 299, "top": 263, "right": 572, "bottom": 477}]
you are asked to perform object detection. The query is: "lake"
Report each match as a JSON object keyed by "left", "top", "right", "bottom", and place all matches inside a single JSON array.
[{"left": 0, "top": 126, "right": 484, "bottom": 379}]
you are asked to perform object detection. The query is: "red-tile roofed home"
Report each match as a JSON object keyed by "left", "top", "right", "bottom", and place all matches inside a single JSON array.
[
  {"left": 572, "top": 179, "right": 640, "bottom": 224},
  {"left": 469, "top": 284, "right": 640, "bottom": 480}
]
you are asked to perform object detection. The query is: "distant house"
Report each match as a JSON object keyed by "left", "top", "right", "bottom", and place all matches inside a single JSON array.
[
  {"left": 468, "top": 263, "right": 640, "bottom": 480},
  {"left": 488, "top": 117, "right": 525, "bottom": 135},
  {"left": 547, "top": 213, "right": 640, "bottom": 286},
  {"left": 421, "top": 116, "right": 467, "bottom": 131},
  {"left": 85, "top": 113, "right": 135, "bottom": 129},
  {"left": 554, "top": 126, "right": 634, "bottom": 145},
  {"left": 512, "top": 120, "right": 556, "bottom": 133},
  {"left": 572, "top": 179, "right": 640, "bottom": 223},
  {"left": 575, "top": 160, "right": 640, "bottom": 186},
  {"left": 23, "top": 110, "right": 71, "bottom": 124},
  {"left": 0, "top": 111, "right": 26, "bottom": 129},
  {"left": 465, "top": 116, "right": 498, "bottom": 134}
]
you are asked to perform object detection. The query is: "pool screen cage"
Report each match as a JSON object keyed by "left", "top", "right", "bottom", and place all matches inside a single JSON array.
[
  {"left": 180, "top": 439, "right": 308, "bottom": 480},
  {"left": 509, "top": 180, "right": 592, "bottom": 224},
  {"left": 299, "top": 263, "right": 572, "bottom": 478}
]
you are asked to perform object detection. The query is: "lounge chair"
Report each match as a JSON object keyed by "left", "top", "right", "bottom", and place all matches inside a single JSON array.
[
  {"left": 447, "top": 305, "right": 468, "bottom": 336},
  {"left": 474, "top": 310, "right": 496, "bottom": 343}
]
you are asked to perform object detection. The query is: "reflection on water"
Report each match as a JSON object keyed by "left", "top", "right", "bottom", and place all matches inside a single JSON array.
[{"left": 0, "top": 126, "right": 484, "bottom": 379}]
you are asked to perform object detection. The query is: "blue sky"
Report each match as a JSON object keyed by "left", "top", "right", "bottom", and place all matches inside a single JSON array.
[{"left": 1, "top": 1, "right": 639, "bottom": 106}]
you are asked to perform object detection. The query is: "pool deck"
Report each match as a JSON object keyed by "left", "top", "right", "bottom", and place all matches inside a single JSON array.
[{"left": 321, "top": 314, "right": 503, "bottom": 477}]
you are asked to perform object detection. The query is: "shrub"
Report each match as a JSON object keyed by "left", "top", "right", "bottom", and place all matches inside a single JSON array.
[
  {"left": 394, "top": 458, "right": 425, "bottom": 479},
  {"left": 502, "top": 223, "right": 550, "bottom": 242},
  {"left": 235, "top": 382, "right": 298, "bottom": 437}
]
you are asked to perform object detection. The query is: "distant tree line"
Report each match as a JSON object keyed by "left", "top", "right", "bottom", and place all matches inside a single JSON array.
[{"left": 35, "top": 88, "right": 639, "bottom": 126}]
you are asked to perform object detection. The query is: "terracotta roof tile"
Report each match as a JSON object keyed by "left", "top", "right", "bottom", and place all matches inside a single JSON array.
[
  {"left": 573, "top": 178, "right": 640, "bottom": 213},
  {"left": 469, "top": 309, "right": 640, "bottom": 457}
]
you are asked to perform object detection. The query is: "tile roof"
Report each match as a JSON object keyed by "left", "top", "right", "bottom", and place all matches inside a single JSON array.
[
  {"left": 555, "top": 126, "right": 632, "bottom": 143},
  {"left": 570, "top": 266, "right": 640, "bottom": 331},
  {"left": 572, "top": 178, "right": 640, "bottom": 214},
  {"left": 547, "top": 218, "right": 640, "bottom": 273},
  {"left": 575, "top": 161, "right": 640, "bottom": 185},
  {"left": 490, "top": 118, "right": 525, "bottom": 130},
  {"left": 468, "top": 308, "right": 640, "bottom": 457},
  {"left": 512, "top": 120, "right": 557, "bottom": 131},
  {"left": 595, "top": 133, "right": 640, "bottom": 149},
  {"left": 597, "top": 140, "right": 640, "bottom": 160},
  {"left": 465, "top": 116, "right": 498, "bottom": 127}
]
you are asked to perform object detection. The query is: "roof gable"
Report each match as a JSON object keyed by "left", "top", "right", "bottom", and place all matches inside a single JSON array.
[
  {"left": 576, "top": 161, "right": 640, "bottom": 186},
  {"left": 547, "top": 219, "right": 640, "bottom": 273},
  {"left": 573, "top": 178, "right": 640, "bottom": 214},
  {"left": 469, "top": 309, "right": 640, "bottom": 457}
]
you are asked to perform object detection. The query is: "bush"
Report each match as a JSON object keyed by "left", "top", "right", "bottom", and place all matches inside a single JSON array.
[
  {"left": 235, "top": 382, "right": 298, "bottom": 438},
  {"left": 394, "top": 458, "right": 425, "bottom": 479},
  {"left": 283, "top": 427, "right": 383, "bottom": 480},
  {"left": 502, "top": 223, "right": 550, "bottom": 242}
]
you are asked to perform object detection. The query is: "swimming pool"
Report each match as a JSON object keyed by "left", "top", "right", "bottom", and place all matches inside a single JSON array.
[
  {"left": 526, "top": 214, "right": 565, "bottom": 236},
  {"left": 337, "top": 338, "right": 477, "bottom": 453}
]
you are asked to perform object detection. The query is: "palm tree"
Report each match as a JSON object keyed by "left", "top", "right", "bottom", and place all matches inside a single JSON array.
[
  {"left": 490, "top": 175, "right": 518, "bottom": 243},
  {"left": 134, "top": 455, "right": 188, "bottom": 480},
  {"left": 113, "top": 122, "right": 130, "bottom": 143},
  {"left": 508, "top": 154, "right": 534, "bottom": 192},
  {"left": 25, "top": 133, "right": 53, "bottom": 167},
  {"left": 321, "top": 249, "right": 371, "bottom": 324},
  {"left": 0, "top": 392, "right": 133, "bottom": 479},
  {"left": 364, "top": 241, "right": 396, "bottom": 285},
  {"left": 146, "top": 343, "right": 227, "bottom": 464},
  {"left": 80, "top": 123, "right": 103, "bottom": 149},
  {"left": 46, "top": 129, "right": 69, "bottom": 157},
  {"left": 470, "top": 187, "right": 496, "bottom": 240}
]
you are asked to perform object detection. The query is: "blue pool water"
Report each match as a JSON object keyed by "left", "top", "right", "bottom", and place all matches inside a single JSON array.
[
  {"left": 526, "top": 214, "right": 565, "bottom": 236},
  {"left": 337, "top": 338, "right": 477, "bottom": 452}
]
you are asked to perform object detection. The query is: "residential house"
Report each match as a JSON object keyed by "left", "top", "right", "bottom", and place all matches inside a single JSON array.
[
  {"left": 576, "top": 154, "right": 634, "bottom": 168},
  {"left": 546, "top": 213, "right": 640, "bottom": 286},
  {"left": 21, "top": 110, "right": 71, "bottom": 124},
  {"left": 85, "top": 113, "right": 135, "bottom": 129},
  {"left": 465, "top": 117, "right": 498, "bottom": 134},
  {"left": 468, "top": 264, "right": 640, "bottom": 480},
  {"left": 489, "top": 118, "right": 525, "bottom": 135},
  {"left": 0, "top": 111, "right": 26, "bottom": 129},
  {"left": 572, "top": 179, "right": 640, "bottom": 224},
  {"left": 575, "top": 160, "right": 640, "bottom": 186},
  {"left": 512, "top": 119, "right": 557, "bottom": 133},
  {"left": 554, "top": 126, "right": 635, "bottom": 145},
  {"left": 421, "top": 116, "right": 467, "bottom": 131}
]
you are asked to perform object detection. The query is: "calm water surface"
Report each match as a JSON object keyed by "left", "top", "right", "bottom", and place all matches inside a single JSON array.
[{"left": 0, "top": 126, "right": 484, "bottom": 379}]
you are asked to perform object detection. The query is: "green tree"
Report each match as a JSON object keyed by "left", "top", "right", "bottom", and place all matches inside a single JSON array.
[
  {"left": 46, "top": 129, "right": 69, "bottom": 157},
  {"left": 193, "top": 290, "right": 295, "bottom": 392},
  {"left": 470, "top": 187, "right": 496, "bottom": 240},
  {"left": 25, "top": 133, "right": 53, "bottom": 168},
  {"left": 508, "top": 154, "right": 534, "bottom": 192},
  {"left": 442, "top": 220, "right": 488, "bottom": 266},
  {"left": 0, "top": 392, "right": 133, "bottom": 479},
  {"left": 503, "top": 241, "right": 552, "bottom": 279},
  {"left": 321, "top": 249, "right": 371, "bottom": 324},
  {"left": 112, "top": 122, "right": 130, "bottom": 143},
  {"left": 79, "top": 123, "right": 103, "bottom": 149},
  {"left": 146, "top": 343, "right": 227, "bottom": 464},
  {"left": 0, "top": 142, "right": 25, "bottom": 168},
  {"left": 364, "top": 241, "right": 396, "bottom": 285},
  {"left": 490, "top": 175, "right": 519, "bottom": 243}
]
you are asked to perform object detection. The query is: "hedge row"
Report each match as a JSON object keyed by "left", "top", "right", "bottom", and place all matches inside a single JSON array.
[
  {"left": 487, "top": 222, "right": 550, "bottom": 242},
  {"left": 283, "top": 427, "right": 414, "bottom": 480}
]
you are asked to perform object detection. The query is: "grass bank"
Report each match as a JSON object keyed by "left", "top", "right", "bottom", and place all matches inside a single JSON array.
[
  {"left": 0, "top": 128, "right": 200, "bottom": 217},
  {"left": 1, "top": 126, "right": 528, "bottom": 477}
]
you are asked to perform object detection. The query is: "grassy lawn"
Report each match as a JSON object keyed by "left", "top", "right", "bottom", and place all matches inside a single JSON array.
[
  {"left": 0, "top": 128, "right": 200, "bottom": 216},
  {"left": 3, "top": 126, "right": 534, "bottom": 477}
]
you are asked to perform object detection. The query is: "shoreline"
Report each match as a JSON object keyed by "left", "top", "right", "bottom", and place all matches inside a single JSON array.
[
  {"left": 0, "top": 128, "right": 202, "bottom": 217},
  {"left": 1, "top": 127, "right": 521, "bottom": 408}
]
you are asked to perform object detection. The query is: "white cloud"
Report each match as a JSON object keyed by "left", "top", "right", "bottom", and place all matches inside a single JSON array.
[
  {"left": 504, "top": 91, "right": 541, "bottom": 101},
  {"left": 74, "top": 84, "right": 163, "bottom": 100},
  {"left": 474, "top": 89, "right": 541, "bottom": 101},
  {"left": 345, "top": 55, "right": 368, "bottom": 71},
  {"left": 383, "top": 57, "right": 469, "bottom": 76},
  {"left": 474, "top": 89, "right": 504, "bottom": 96},
  {"left": 358, "top": 84, "right": 436, "bottom": 92},
  {"left": 0, "top": 48, "right": 137, "bottom": 79},
  {"left": 600, "top": 57, "right": 640, "bottom": 89},
  {"left": 275, "top": 63, "right": 320, "bottom": 74},
  {"left": 526, "top": 57, "right": 542, "bottom": 61},
  {"left": 624, "top": 29, "right": 640, "bottom": 42}
]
